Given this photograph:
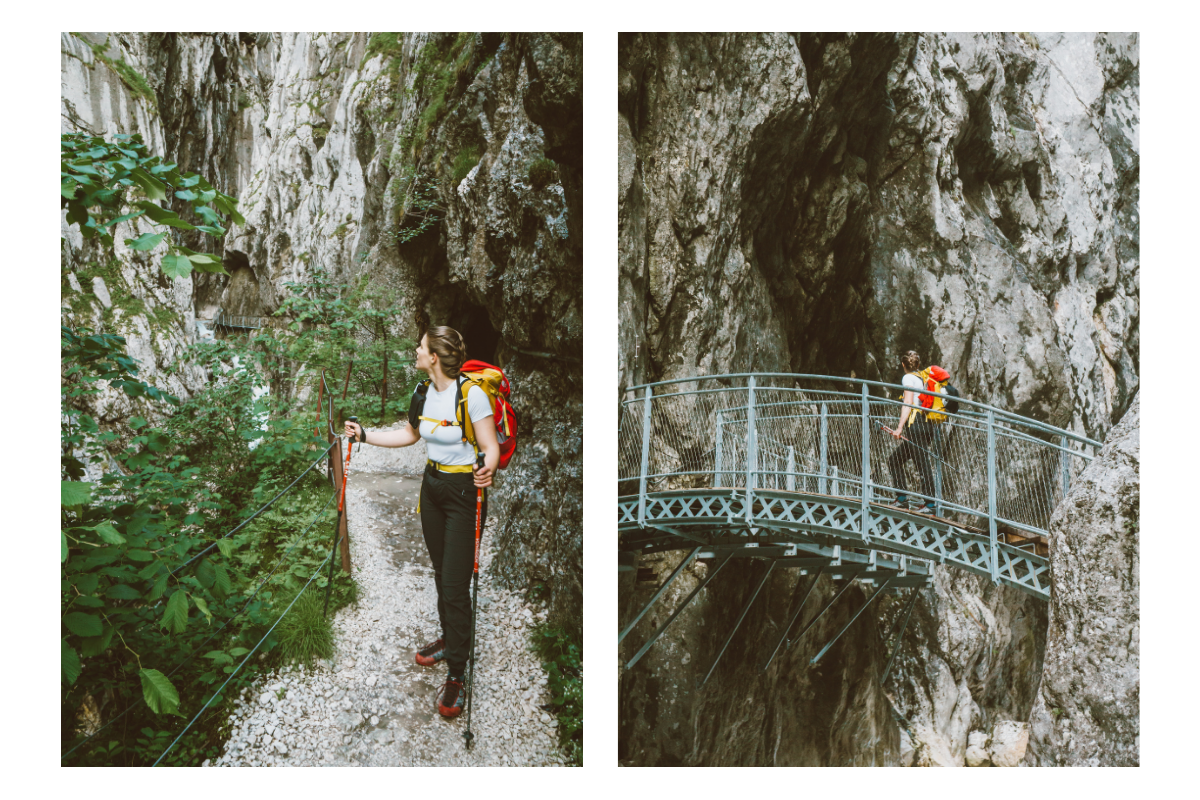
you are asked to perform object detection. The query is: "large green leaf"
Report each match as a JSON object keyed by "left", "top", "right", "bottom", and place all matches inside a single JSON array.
[
  {"left": 147, "top": 572, "right": 169, "bottom": 602},
  {"left": 61, "top": 481, "right": 93, "bottom": 507},
  {"left": 63, "top": 612, "right": 103, "bottom": 637},
  {"left": 157, "top": 217, "right": 197, "bottom": 230},
  {"left": 130, "top": 167, "right": 167, "bottom": 201},
  {"left": 125, "top": 231, "right": 166, "bottom": 251},
  {"left": 161, "top": 254, "right": 193, "bottom": 280},
  {"left": 62, "top": 639, "right": 82, "bottom": 685},
  {"left": 61, "top": 530, "right": 68, "bottom": 563},
  {"left": 196, "top": 558, "right": 215, "bottom": 589},
  {"left": 160, "top": 590, "right": 188, "bottom": 634},
  {"left": 139, "top": 668, "right": 181, "bottom": 716},
  {"left": 105, "top": 584, "right": 141, "bottom": 600},
  {"left": 216, "top": 540, "right": 233, "bottom": 558},
  {"left": 213, "top": 561, "right": 232, "bottom": 595},
  {"left": 94, "top": 521, "right": 126, "bottom": 545},
  {"left": 79, "top": 625, "right": 115, "bottom": 657},
  {"left": 193, "top": 595, "right": 212, "bottom": 624}
]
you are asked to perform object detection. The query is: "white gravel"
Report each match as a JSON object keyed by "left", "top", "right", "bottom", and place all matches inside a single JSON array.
[{"left": 209, "top": 469, "right": 567, "bottom": 767}]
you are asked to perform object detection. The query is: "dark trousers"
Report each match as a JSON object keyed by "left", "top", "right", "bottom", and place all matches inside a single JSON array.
[
  {"left": 887, "top": 416, "right": 935, "bottom": 502},
  {"left": 419, "top": 466, "right": 487, "bottom": 676}
]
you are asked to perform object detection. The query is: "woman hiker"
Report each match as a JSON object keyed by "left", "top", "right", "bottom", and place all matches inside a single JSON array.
[
  {"left": 345, "top": 326, "right": 500, "bottom": 718},
  {"left": 885, "top": 349, "right": 936, "bottom": 515}
]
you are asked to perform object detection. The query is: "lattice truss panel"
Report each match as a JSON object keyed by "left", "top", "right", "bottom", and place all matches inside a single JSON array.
[{"left": 619, "top": 489, "right": 1050, "bottom": 600}]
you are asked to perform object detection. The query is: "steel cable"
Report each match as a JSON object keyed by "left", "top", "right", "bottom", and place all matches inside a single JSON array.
[
  {"left": 170, "top": 440, "right": 336, "bottom": 578},
  {"left": 61, "top": 486, "right": 338, "bottom": 762},
  {"left": 151, "top": 528, "right": 346, "bottom": 767}
]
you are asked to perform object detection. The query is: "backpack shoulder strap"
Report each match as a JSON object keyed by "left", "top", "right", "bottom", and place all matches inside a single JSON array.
[{"left": 455, "top": 373, "right": 481, "bottom": 450}]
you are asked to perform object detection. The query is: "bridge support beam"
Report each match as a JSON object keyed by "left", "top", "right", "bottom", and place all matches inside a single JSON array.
[
  {"left": 701, "top": 559, "right": 775, "bottom": 686},
  {"left": 787, "top": 575, "right": 859, "bottom": 651},
  {"left": 761, "top": 566, "right": 824, "bottom": 673},
  {"left": 624, "top": 554, "right": 732, "bottom": 671},
  {"left": 618, "top": 546, "right": 700, "bottom": 645},
  {"left": 881, "top": 589, "right": 920, "bottom": 683},
  {"left": 811, "top": 579, "right": 892, "bottom": 665}
]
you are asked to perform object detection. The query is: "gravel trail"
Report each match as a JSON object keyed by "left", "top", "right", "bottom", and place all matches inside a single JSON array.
[{"left": 211, "top": 471, "right": 566, "bottom": 767}]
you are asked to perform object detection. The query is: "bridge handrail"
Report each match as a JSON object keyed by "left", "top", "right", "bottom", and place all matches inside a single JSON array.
[
  {"left": 619, "top": 373, "right": 1104, "bottom": 545},
  {"left": 621, "top": 372, "right": 1102, "bottom": 448}
]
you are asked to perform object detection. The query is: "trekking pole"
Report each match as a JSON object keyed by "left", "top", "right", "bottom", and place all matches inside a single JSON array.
[
  {"left": 878, "top": 424, "right": 966, "bottom": 477},
  {"left": 464, "top": 450, "right": 486, "bottom": 749},
  {"left": 324, "top": 417, "right": 357, "bottom": 618}
]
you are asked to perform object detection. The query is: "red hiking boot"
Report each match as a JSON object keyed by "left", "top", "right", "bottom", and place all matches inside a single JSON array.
[
  {"left": 437, "top": 675, "right": 465, "bottom": 718},
  {"left": 415, "top": 637, "right": 446, "bottom": 666}
]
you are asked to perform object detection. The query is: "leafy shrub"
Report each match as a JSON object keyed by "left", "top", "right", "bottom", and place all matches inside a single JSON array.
[
  {"left": 531, "top": 625, "right": 582, "bottom": 766},
  {"left": 528, "top": 157, "right": 557, "bottom": 190}
]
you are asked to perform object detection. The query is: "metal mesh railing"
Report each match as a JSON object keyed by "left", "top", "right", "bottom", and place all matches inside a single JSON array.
[
  {"left": 213, "top": 310, "right": 266, "bottom": 330},
  {"left": 618, "top": 374, "right": 1101, "bottom": 537}
]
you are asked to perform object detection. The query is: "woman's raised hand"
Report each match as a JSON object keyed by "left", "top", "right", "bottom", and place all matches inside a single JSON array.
[{"left": 345, "top": 421, "right": 364, "bottom": 443}]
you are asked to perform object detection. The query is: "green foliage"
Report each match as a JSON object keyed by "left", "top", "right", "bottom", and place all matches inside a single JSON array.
[
  {"left": 139, "top": 669, "right": 182, "bottom": 716},
  {"left": 383, "top": 169, "right": 445, "bottom": 247},
  {"left": 74, "top": 35, "right": 156, "bottom": 108},
  {"left": 528, "top": 157, "right": 557, "bottom": 190},
  {"left": 61, "top": 132, "right": 244, "bottom": 280},
  {"left": 275, "top": 590, "right": 335, "bottom": 665},
  {"left": 531, "top": 626, "right": 582, "bottom": 766},
  {"left": 255, "top": 265, "right": 419, "bottom": 428},
  {"left": 61, "top": 326, "right": 352, "bottom": 766},
  {"left": 451, "top": 145, "right": 482, "bottom": 183}
]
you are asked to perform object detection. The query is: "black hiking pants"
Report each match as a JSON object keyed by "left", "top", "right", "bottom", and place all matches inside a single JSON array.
[
  {"left": 887, "top": 416, "right": 936, "bottom": 502},
  {"left": 419, "top": 465, "right": 487, "bottom": 676}
]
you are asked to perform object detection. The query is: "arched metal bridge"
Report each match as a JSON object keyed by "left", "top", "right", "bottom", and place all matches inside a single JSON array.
[{"left": 617, "top": 373, "right": 1102, "bottom": 676}]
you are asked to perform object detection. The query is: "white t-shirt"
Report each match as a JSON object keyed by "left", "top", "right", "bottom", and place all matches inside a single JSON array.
[
  {"left": 902, "top": 372, "right": 925, "bottom": 424},
  {"left": 901, "top": 373, "right": 924, "bottom": 393},
  {"left": 418, "top": 379, "right": 493, "bottom": 465}
]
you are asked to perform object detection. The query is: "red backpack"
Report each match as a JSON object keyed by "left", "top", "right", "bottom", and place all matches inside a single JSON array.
[{"left": 454, "top": 360, "right": 518, "bottom": 468}]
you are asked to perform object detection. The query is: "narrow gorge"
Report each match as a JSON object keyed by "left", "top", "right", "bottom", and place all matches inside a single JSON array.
[
  {"left": 61, "top": 31, "right": 581, "bottom": 765},
  {"left": 617, "top": 32, "right": 1138, "bottom": 767}
]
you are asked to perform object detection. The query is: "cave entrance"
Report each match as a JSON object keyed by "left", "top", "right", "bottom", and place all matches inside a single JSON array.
[{"left": 448, "top": 300, "right": 500, "bottom": 364}]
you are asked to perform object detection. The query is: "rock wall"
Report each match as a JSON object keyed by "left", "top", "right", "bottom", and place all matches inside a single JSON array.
[
  {"left": 62, "top": 32, "right": 582, "bottom": 631},
  {"left": 618, "top": 32, "right": 1137, "bottom": 766},
  {"left": 1028, "top": 394, "right": 1139, "bottom": 766}
]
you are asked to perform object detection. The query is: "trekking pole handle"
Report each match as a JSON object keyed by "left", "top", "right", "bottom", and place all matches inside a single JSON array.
[{"left": 347, "top": 415, "right": 365, "bottom": 444}]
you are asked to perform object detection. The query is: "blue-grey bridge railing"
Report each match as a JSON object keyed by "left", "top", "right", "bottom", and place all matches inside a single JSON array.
[{"left": 618, "top": 374, "right": 1102, "bottom": 577}]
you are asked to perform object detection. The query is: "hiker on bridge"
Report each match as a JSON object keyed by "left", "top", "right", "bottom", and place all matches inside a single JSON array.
[
  {"left": 345, "top": 326, "right": 500, "bottom": 719},
  {"left": 886, "top": 350, "right": 936, "bottom": 515}
]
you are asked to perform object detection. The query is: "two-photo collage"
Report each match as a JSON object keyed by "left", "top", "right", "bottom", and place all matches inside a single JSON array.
[{"left": 58, "top": 31, "right": 1139, "bottom": 769}]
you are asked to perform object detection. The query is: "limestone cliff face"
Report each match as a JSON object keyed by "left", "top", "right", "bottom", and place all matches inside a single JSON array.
[
  {"left": 61, "top": 32, "right": 582, "bottom": 630},
  {"left": 1028, "top": 394, "right": 1139, "bottom": 766},
  {"left": 618, "top": 32, "right": 1137, "bottom": 766}
]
